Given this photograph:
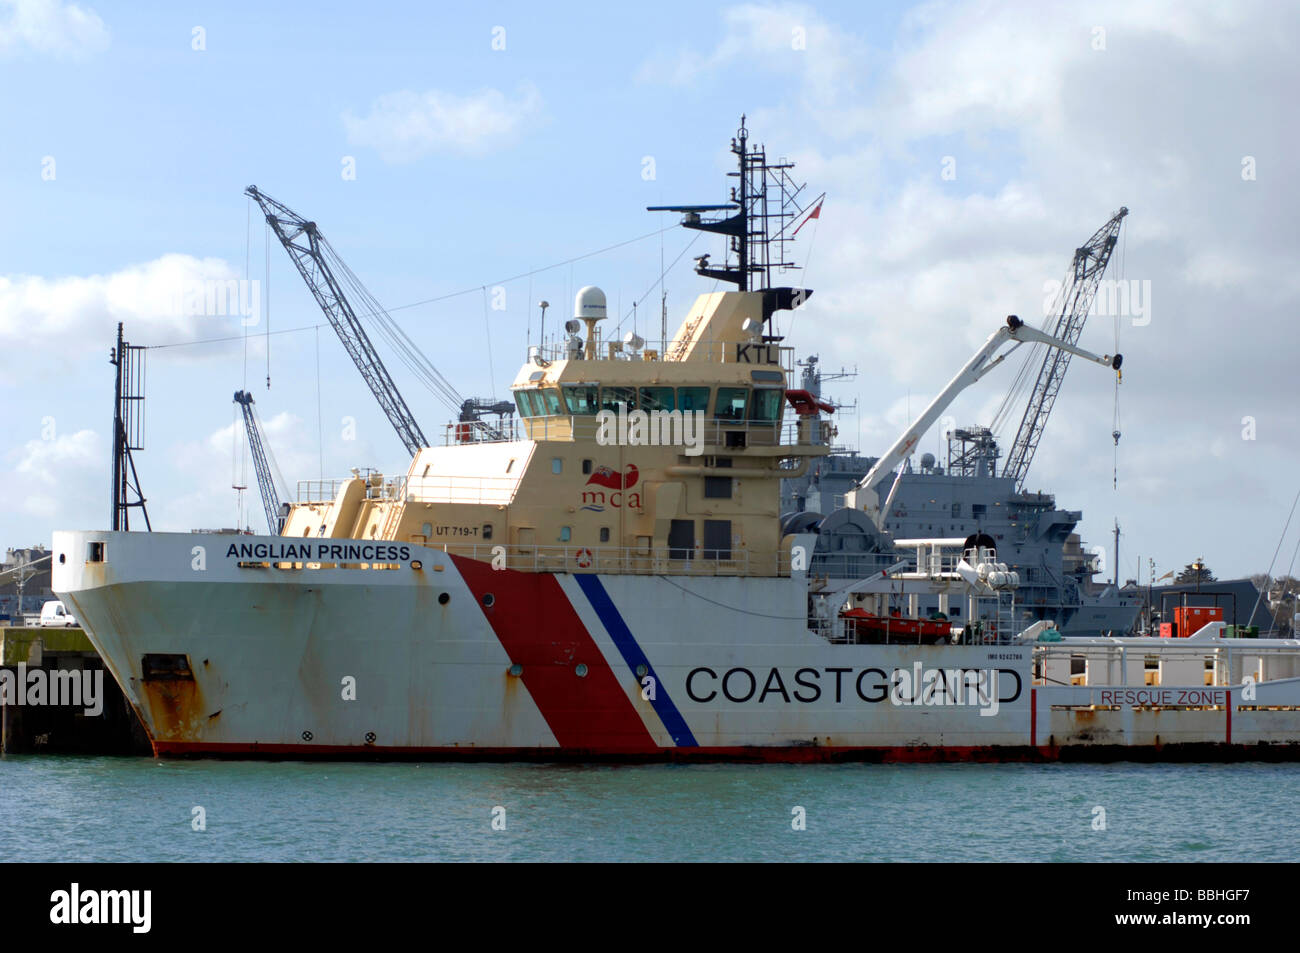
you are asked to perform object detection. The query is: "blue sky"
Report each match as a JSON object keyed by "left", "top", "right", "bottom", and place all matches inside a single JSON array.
[{"left": 3, "top": 0, "right": 1298, "bottom": 581}]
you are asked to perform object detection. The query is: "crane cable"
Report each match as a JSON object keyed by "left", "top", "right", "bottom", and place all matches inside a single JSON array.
[
  {"left": 1250, "top": 484, "right": 1300, "bottom": 631},
  {"left": 481, "top": 286, "right": 496, "bottom": 400}
]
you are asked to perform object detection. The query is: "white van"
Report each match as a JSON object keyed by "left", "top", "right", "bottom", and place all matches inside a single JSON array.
[{"left": 39, "top": 600, "right": 78, "bottom": 627}]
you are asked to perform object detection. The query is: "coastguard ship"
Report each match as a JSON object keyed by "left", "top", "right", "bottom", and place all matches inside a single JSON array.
[{"left": 53, "top": 121, "right": 1300, "bottom": 760}]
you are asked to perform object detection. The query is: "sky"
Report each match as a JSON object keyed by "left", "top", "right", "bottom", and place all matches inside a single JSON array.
[{"left": 1, "top": 0, "right": 1297, "bottom": 581}]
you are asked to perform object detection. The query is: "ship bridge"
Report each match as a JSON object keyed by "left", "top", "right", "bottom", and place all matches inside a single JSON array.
[{"left": 280, "top": 288, "right": 831, "bottom": 577}]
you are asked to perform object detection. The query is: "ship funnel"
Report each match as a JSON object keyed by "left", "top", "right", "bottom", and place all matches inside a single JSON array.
[{"left": 575, "top": 286, "right": 607, "bottom": 353}]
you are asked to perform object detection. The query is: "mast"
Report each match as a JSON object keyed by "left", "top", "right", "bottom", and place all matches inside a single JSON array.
[
  {"left": 110, "top": 322, "right": 150, "bottom": 531},
  {"left": 647, "top": 116, "right": 815, "bottom": 323},
  {"left": 1113, "top": 519, "right": 1121, "bottom": 587}
]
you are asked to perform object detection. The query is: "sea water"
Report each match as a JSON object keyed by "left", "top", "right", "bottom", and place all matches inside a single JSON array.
[{"left": 1, "top": 757, "right": 1295, "bottom": 862}]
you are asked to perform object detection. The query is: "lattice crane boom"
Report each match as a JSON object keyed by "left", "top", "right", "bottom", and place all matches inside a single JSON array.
[
  {"left": 245, "top": 185, "right": 429, "bottom": 456},
  {"left": 1002, "top": 207, "right": 1128, "bottom": 491},
  {"left": 233, "top": 390, "right": 283, "bottom": 535}
]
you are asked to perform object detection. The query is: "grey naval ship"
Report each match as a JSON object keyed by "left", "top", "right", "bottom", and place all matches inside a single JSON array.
[{"left": 782, "top": 357, "right": 1142, "bottom": 637}]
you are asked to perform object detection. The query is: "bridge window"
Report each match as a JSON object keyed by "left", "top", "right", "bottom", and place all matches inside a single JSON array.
[
  {"left": 748, "top": 388, "right": 784, "bottom": 423},
  {"left": 513, "top": 390, "right": 537, "bottom": 417},
  {"left": 639, "top": 386, "right": 675, "bottom": 412},
  {"left": 600, "top": 386, "right": 637, "bottom": 413},
  {"left": 714, "top": 387, "right": 749, "bottom": 421},
  {"left": 677, "top": 387, "right": 710, "bottom": 412},
  {"left": 541, "top": 389, "right": 563, "bottom": 416},
  {"left": 563, "top": 385, "right": 599, "bottom": 415}
]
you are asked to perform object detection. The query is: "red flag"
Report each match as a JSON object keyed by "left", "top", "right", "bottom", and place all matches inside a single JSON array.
[{"left": 793, "top": 198, "right": 823, "bottom": 236}]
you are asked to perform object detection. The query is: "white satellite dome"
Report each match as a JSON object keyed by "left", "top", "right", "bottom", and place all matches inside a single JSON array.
[{"left": 574, "top": 286, "right": 607, "bottom": 321}]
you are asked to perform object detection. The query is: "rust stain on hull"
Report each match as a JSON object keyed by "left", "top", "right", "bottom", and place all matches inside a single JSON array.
[{"left": 141, "top": 678, "right": 206, "bottom": 743}]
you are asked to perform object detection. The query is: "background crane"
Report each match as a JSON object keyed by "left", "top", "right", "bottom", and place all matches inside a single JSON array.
[
  {"left": 247, "top": 185, "right": 445, "bottom": 456},
  {"left": 233, "top": 390, "right": 285, "bottom": 535},
  {"left": 999, "top": 207, "right": 1128, "bottom": 491}
]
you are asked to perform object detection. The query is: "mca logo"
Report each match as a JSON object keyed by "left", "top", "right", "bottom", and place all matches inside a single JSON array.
[{"left": 581, "top": 465, "right": 641, "bottom": 511}]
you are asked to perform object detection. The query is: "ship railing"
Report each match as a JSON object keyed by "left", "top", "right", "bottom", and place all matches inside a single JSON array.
[
  {"left": 440, "top": 418, "right": 523, "bottom": 445},
  {"left": 1031, "top": 638, "right": 1300, "bottom": 695},
  {"left": 296, "top": 480, "right": 344, "bottom": 503},
  {"left": 527, "top": 336, "right": 796, "bottom": 373},
  {"left": 507, "top": 414, "right": 815, "bottom": 449},
  {"left": 810, "top": 550, "right": 986, "bottom": 580},
  {"left": 228, "top": 543, "right": 790, "bottom": 577},
  {"left": 429, "top": 542, "right": 792, "bottom": 577},
  {"left": 398, "top": 474, "right": 518, "bottom": 505}
]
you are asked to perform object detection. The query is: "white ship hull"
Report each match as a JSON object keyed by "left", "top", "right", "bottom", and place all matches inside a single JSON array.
[{"left": 53, "top": 530, "right": 1300, "bottom": 760}]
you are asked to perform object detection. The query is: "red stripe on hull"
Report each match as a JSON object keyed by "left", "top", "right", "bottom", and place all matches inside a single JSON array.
[
  {"left": 151, "top": 740, "right": 1053, "bottom": 762},
  {"left": 149, "top": 741, "right": 1300, "bottom": 763},
  {"left": 449, "top": 555, "right": 658, "bottom": 751}
]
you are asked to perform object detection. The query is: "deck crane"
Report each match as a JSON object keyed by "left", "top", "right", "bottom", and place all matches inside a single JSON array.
[
  {"left": 233, "top": 390, "right": 285, "bottom": 535},
  {"left": 1001, "top": 207, "right": 1128, "bottom": 491},
  {"left": 246, "top": 186, "right": 512, "bottom": 454},
  {"left": 845, "top": 315, "right": 1122, "bottom": 530}
]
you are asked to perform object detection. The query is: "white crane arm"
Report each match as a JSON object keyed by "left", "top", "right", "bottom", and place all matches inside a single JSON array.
[{"left": 846, "top": 315, "right": 1120, "bottom": 527}]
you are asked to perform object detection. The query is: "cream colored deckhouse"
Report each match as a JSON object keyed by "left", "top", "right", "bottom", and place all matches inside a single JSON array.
[{"left": 281, "top": 287, "right": 830, "bottom": 577}]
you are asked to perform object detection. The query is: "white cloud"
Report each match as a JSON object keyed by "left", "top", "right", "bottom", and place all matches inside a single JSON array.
[
  {"left": 6, "top": 429, "right": 102, "bottom": 521},
  {"left": 342, "top": 85, "right": 543, "bottom": 162},
  {"left": 645, "top": 0, "right": 1300, "bottom": 575},
  {"left": 0, "top": 0, "right": 108, "bottom": 58},
  {"left": 159, "top": 411, "right": 318, "bottom": 534},
  {"left": 0, "top": 254, "right": 254, "bottom": 354}
]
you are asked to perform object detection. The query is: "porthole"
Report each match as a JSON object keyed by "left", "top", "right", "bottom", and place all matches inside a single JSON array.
[
  {"left": 575, "top": 663, "right": 589, "bottom": 678},
  {"left": 438, "top": 592, "right": 450, "bottom": 605},
  {"left": 482, "top": 593, "right": 495, "bottom": 608}
]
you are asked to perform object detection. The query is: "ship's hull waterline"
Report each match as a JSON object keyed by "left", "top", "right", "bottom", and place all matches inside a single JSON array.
[{"left": 51, "top": 530, "right": 1300, "bottom": 762}]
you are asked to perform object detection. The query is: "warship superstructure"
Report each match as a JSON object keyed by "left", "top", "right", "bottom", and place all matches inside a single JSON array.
[{"left": 782, "top": 358, "right": 1142, "bottom": 636}]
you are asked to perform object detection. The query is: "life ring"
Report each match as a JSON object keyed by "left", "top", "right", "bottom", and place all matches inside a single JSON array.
[{"left": 575, "top": 548, "right": 593, "bottom": 569}]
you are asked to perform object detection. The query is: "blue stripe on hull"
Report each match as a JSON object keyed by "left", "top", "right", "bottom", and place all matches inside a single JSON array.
[{"left": 575, "top": 573, "right": 699, "bottom": 747}]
